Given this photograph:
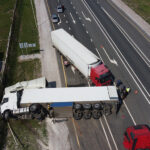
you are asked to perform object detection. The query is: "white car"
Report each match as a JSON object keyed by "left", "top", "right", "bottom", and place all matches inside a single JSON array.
[
  {"left": 57, "top": 5, "right": 64, "bottom": 13},
  {"left": 51, "top": 14, "right": 59, "bottom": 23}
]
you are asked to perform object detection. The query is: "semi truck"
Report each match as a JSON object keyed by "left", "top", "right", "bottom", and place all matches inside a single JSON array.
[
  {"left": 0, "top": 78, "right": 119, "bottom": 120},
  {"left": 123, "top": 124, "right": 150, "bottom": 149},
  {"left": 51, "top": 29, "right": 113, "bottom": 86}
]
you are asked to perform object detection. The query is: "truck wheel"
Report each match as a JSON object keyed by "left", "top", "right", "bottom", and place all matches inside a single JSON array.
[
  {"left": 73, "top": 110, "right": 83, "bottom": 120},
  {"left": 83, "top": 111, "right": 92, "bottom": 119},
  {"left": 4, "top": 110, "right": 11, "bottom": 120},
  {"left": 92, "top": 110, "right": 102, "bottom": 119},
  {"left": 29, "top": 104, "right": 41, "bottom": 113}
]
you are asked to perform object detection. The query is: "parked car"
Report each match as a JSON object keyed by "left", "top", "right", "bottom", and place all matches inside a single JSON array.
[
  {"left": 51, "top": 14, "right": 59, "bottom": 23},
  {"left": 57, "top": 5, "right": 64, "bottom": 13}
]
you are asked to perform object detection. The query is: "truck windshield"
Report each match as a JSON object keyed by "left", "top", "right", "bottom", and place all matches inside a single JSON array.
[
  {"left": 99, "top": 72, "right": 112, "bottom": 83},
  {"left": 1, "top": 98, "right": 9, "bottom": 104},
  {"left": 124, "top": 132, "right": 130, "bottom": 142}
]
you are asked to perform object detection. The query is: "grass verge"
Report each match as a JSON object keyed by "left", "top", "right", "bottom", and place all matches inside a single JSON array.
[
  {"left": 0, "top": 0, "right": 47, "bottom": 149},
  {"left": 18, "top": 0, "right": 39, "bottom": 55},
  {"left": 0, "top": 0, "right": 16, "bottom": 61},
  {"left": 122, "top": 0, "right": 150, "bottom": 24}
]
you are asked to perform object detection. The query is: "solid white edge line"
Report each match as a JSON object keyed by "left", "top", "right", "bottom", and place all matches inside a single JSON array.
[
  {"left": 123, "top": 101, "right": 136, "bottom": 125},
  {"left": 104, "top": 116, "right": 119, "bottom": 150},
  {"left": 99, "top": 119, "right": 112, "bottom": 150}
]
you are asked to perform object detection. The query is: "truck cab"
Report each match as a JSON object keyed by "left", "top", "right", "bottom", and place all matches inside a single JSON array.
[
  {"left": 123, "top": 124, "right": 150, "bottom": 150},
  {"left": 90, "top": 63, "right": 113, "bottom": 86}
]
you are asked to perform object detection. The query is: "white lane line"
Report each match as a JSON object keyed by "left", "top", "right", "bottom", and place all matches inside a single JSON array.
[
  {"left": 79, "top": 17, "right": 81, "bottom": 20},
  {"left": 66, "top": 20, "right": 68, "bottom": 24},
  {"left": 64, "top": 14, "right": 65, "bottom": 17},
  {"left": 90, "top": 38, "right": 93, "bottom": 42},
  {"left": 86, "top": 30, "right": 88, "bottom": 34},
  {"left": 81, "top": 11, "right": 91, "bottom": 22},
  {"left": 82, "top": 24, "right": 85, "bottom": 26},
  {"left": 102, "top": 7, "right": 150, "bottom": 67},
  {"left": 102, "top": 47, "right": 118, "bottom": 66},
  {"left": 76, "top": 11, "right": 78, "bottom": 14},
  {"left": 123, "top": 101, "right": 136, "bottom": 125},
  {"left": 70, "top": 12, "right": 76, "bottom": 24},
  {"left": 81, "top": 0, "right": 150, "bottom": 104},
  {"left": 95, "top": 48, "right": 104, "bottom": 62},
  {"left": 69, "top": 27, "right": 71, "bottom": 30},
  {"left": 73, "top": 6, "right": 75, "bottom": 9},
  {"left": 99, "top": 119, "right": 112, "bottom": 150},
  {"left": 104, "top": 116, "right": 119, "bottom": 150},
  {"left": 71, "top": 1, "right": 72, "bottom": 5},
  {"left": 58, "top": 14, "right": 61, "bottom": 25}
]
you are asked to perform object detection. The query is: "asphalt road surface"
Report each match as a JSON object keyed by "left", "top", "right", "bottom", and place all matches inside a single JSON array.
[{"left": 46, "top": 0, "right": 150, "bottom": 149}]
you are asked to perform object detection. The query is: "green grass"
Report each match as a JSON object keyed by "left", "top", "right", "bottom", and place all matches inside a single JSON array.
[
  {"left": 122, "top": 0, "right": 150, "bottom": 24},
  {"left": 7, "top": 120, "right": 47, "bottom": 150},
  {"left": 18, "top": 0, "right": 39, "bottom": 55},
  {"left": 0, "top": 0, "right": 47, "bottom": 149},
  {"left": 0, "top": 0, "right": 16, "bottom": 60}
]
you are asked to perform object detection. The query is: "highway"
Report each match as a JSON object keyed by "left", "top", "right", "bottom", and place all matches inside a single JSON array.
[{"left": 46, "top": 0, "right": 150, "bottom": 149}]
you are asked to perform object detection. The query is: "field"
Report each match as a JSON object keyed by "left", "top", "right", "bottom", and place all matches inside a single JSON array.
[
  {"left": 122, "top": 0, "right": 150, "bottom": 24},
  {"left": 0, "top": 0, "right": 16, "bottom": 60},
  {"left": 0, "top": 0, "right": 47, "bottom": 150}
]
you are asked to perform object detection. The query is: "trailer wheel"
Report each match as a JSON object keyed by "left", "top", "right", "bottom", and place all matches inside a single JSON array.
[
  {"left": 92, "top": 110, "right": 102, "bottom": 119},
  {"left": 83, "top": 111, "right": 92, "bottom": 119},
  {"left": 3, "top": 110, "right": 11, "bottom": 120},
  {"left": 73, "top": 110, "right": 83, "bottom": 120}
]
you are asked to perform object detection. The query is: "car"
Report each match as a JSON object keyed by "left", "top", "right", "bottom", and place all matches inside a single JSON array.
[
  {"left": 57, "top": 5, "right": 64, "bottom": 13},
  {"left": 51, "top": 14, "right": 59, "bottom": 23}
]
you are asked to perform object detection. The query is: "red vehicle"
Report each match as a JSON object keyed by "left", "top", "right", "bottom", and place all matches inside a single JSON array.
[
  {"left": 51, "top": 29, "right": 113, "bottom": 86},
  {"left": 123, "top": 124, "right": 150, "bottom": 150}
]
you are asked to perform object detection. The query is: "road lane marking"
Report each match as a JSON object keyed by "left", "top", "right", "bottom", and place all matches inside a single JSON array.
[
  {"left": 106, "top": 0, "right": 150, "bottom": 43},
  {"left": 102, "top": 7, "right": 150, "bottom": 68},
  {"left": 82, "top": 24, "right": 85, "bottom": 26},
  {"left": 101, "top": 46, "right": 118, "bottom": 66},
  {"left": 95, "top": 48, "right": 104, "bottom": 62},
  {"left": 58, "top": 14, "right": 61, "bottom": 25},
  {"left": 72, "top": 118, "right": 81, "bottom": 148},
  {"left": 123, "top": 101, "right": 136, "bottom": 125},
  {"left": 86, "top": 30, "right": 88, "bottom": 34},
  {"left": 81, "top": 0, "right": 150, "bottom": 104},
  {"left": 70, "top": 12, "right": 76, "bottom": 24},
  {"left": 90, "top": 38, "right": 93, "bottom": 42},
  {"left": 81, "top": 11, "right": 91, "bottom": 22},
  {"left": 104, "top": 116, "right": 119, "bottom": 150},
  {"left": 99, "top": 119, "right": 112, "bottom": 150},
  {"left": 69, "top": 27, "right": 71, "bottom": 30},
  {"left": 79, "top": 17, "right": 81, "bottom": 20},
  {"left": 45, "top": 0, "right": 55, "bottom": 29}
]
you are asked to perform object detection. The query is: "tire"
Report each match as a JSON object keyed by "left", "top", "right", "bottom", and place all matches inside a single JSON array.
[
  {"left": 83, "top": 111, "right": 92, "bottom": 119},
  {"left": 92, "top": 110, "right": 102, "bottom": 119},
  {"left": 29, "top": 104, "right": 41, "bottom": 113},
  {"left": 73, "top": 110, "right": 83, "bottom": 120},
  {"left": 4, "top": 110, "right": 11, "bottom": 120}
]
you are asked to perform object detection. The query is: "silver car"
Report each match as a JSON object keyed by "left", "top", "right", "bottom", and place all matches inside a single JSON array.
[
  {"left": 57, "top": 5, "right": 64, "bottom": 13},
  {"left": 51, "top": 14, "right": 59, "bottom": 23}
]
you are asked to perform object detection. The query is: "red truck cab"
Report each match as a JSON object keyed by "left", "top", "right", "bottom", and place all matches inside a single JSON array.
[
  {"left": 123, "top": 124, "right": 150, "bottom": 150},
  {"left": 90, "top": 63, "right": 113, "bottom": 86}
]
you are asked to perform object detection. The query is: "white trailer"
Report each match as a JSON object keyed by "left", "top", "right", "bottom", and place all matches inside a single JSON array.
[
  {"left": 0, "top": 79, "right": 119, "bottom": 120},
  {"left": 51, "top": 29, "right": 113, "bottom": 86}
]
